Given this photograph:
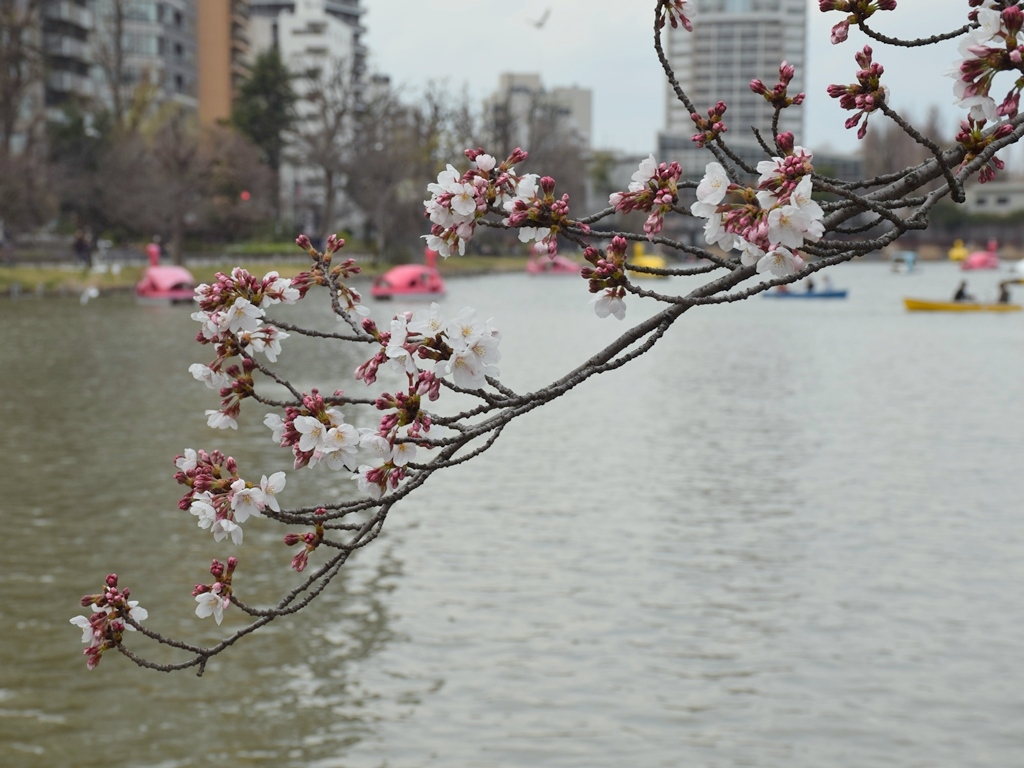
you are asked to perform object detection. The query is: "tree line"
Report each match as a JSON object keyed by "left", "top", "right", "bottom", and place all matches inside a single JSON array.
[{"left": 0, "top": 1, "right": 588, "bottom": 264}]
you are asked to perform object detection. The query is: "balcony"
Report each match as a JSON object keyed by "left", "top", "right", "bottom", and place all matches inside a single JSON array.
[
  {"left": 43, "top": 34, "right": 91, "bottom": 63},
  {"left": 47, "top": 70, "right": 95, "bottom": 97},
  {"left": 42, "top": 1, "right": 93, "bottom": 30}
]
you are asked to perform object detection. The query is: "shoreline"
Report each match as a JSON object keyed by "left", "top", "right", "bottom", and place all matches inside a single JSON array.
[{"left": 0, "top": 255, "right": 535, "bottom": 300}]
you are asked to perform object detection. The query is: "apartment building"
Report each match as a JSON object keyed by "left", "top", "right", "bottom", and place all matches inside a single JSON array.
[{"left": 197, "top": 0, "right": 250, "bottom": 126}]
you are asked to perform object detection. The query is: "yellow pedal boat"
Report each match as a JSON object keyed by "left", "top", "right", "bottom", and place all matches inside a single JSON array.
[{"left": 903, "top": 297, "right": 1022, "bottom": 312}]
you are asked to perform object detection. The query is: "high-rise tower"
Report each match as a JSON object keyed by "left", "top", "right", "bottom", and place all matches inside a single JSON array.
[{"left": 658, "top": 0, "right": 806, "bottom": 175}]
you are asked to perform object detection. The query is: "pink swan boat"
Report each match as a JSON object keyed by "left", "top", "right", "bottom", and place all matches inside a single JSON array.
[
  {"left": 961, "top": 240, "right": 1000, "bottom": 271},
  {"left": 371, "top": 264, "right": 446, "bottom": 300},
  {"left": 526, "top": 254, "right": 580, "bottom": 275},
  {"left": 135, "top": 265, "right": 197, "bottom": 305}
]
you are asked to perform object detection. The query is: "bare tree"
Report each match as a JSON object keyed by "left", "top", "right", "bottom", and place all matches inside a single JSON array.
[
  {"left": 0, "top": 0, "right": 41, "bottom": 158},
  {"left": 92, "top": 0, "right": 127, "bottom": 126},
  {"left": 288, "top": 58, "right": 356, "bottom": 248}
]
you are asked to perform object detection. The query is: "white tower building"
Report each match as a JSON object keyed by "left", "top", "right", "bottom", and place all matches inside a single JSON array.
[{"left": 657, "top": 0, "right": 806, "bottom": 176}]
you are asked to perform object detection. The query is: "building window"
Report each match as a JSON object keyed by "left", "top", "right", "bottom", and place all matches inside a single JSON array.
[
  {"left": 997, "top": 196, "right": 1009, "bottom": 205},
  {"left": 977, "top": 197, "right": 987, "bottom": 205}
]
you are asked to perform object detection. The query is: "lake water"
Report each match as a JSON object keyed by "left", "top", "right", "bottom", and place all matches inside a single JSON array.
[{"left": 1, "top": 260, "right": 1022, "bottom": 767}]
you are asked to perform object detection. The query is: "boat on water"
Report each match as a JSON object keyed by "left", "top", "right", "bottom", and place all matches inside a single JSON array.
[
  {"left": 903, "top": 297, "right": 1021, "bottom": 312},
  {"left": 371, "top": 264, "right": 446, "bottom": 300},
  {"left": 628, "top": 244, "right": 668, "bottom": 279},
  {"left": 526, "top": 254, "right": 579, "bottom": 275},
  {"left": 135, "top": 265, "right": 197, "bottom": 305},
  {"left": 961, "top": 239, "right": 1000, "bottom": 270},
  {"left": 763, "top": 289, "right": 848, "bottom": 299}
]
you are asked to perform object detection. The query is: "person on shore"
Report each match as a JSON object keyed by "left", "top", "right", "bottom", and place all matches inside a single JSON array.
[
  {"left": 146, "top": 235, "right": 162, "bottom": 266},
  {"left": 73, "top": 229, "right": 92, "bottom": 268},
  {"left": 953, "top": 280, "right": 974, "bottom": 302}
]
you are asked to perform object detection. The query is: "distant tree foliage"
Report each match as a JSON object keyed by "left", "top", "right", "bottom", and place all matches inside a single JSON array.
[{"left": 232, "top": 48, "right": 296, "bottom": 174}]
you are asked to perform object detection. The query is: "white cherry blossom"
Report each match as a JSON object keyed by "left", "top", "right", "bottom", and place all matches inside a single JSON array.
[
  {"left": 408, "top": 303, "right": 446, "bottom": 336},
  {"left": 206, "top": 410, "right": 238, "bottom": 430},
  {"left": 189, "top": 495, "right": 216, "bottom": 530},
  {"left": 230, "top": 479, "right": 265, "bottom": 523},
  {"left": 189, "top": 363, "right": 231, "bottom": 390},
  {"left": 175, "top": 448, "right": 198, "bottom": 473},
  {"left": 212, "top": 518, "right": 243, "bottom": 545},
  {"left": 259, "top": 472, "right": 286, "bottom": 512},
  {"left": 359, "top": 430, "right": 392, "bottom": 458},
  {"left": 70, "top": 615, "right": 95, "bottom": 643},
  {"left": 294, "top": 415, "right": 328, "bottom": 453},
  {"left": 591, "top": 293, "right": 626, "bottom": 320},
  {"left": 695, "top": 162, "right": 730, "bottom": 205},
  {"left": 392, "top": 440, "right": 417, "bottom": 467},
  {"left": 757, "top": 247, "right": 806, "bottom": 277},
  {"left": 195, "top": 588, "right": 229, "bottom": 625},
  {"left": 629, "top": 154, "right": 659, "bottom": 191},
  {"left": 474, "top": 154, "right": 497, "bottom": 172},
  {"left": 225, "top": 297, "right": 263, "bottom": 334},
  {"left": 264, "top": 413, "right": 286, "bottom": 444}
]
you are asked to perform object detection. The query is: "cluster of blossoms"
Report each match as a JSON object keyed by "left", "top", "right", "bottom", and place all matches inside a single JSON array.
[
  {"left": 827, "top": 45, "right": 887, "bottom": 139},
  {"left": 657, "top": 0, "right": 693, "bottom": 31},
  {"left": 193, "top": 557, "right": 237, "bottom": 625},
  {"left": 190, "top": 266, "right": 302, "bottom": 429},
  {"left": 690, "top": 101, "right": 728, "bottom": 148},
  {"left": 947, "top": 3, "right": 1024, "bottom": 123},
  {"left": 423, "top": 149, "right": 523, "bottom": 257},
  {"left": 263, "top": 390, "right": 363, "bottom": 472},
  {"left": 174, "top": 447, "right": 286, "bottom": 545},
  {"left": 504, "top": 174, "right": 585, "bottom": 255},
  {"left": 956, "top": 116, "right": 1016, "bottom": 182},
  {"left": 424, "top": 148, "right": 587, "bottom": 259},
  {"left": 190, "top": 241, "right": 368, "bottom": 431},
  {"left": 819, "top": 0, "right": 897, "bottom": 45},
  {"left": 608, "top": 154, "right": 683, "bottom": 238},
  {"left": 353, "top": 304, "right": 499, "bottom": 496},
  {"left": 70, "top": 574, "right": 148, "bottom": 669},
  {"left": 750, "top": 61, "right": 806, "bottom": 111},
  {"left": 581, "top": 236, "right": 630, "bottom": 320},
  {"left": 690, "top": 135, "right": 824, "bottom": 277}
]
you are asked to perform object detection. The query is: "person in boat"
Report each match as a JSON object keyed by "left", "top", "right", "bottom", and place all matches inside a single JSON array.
[
  {"left": 821, "top": 274, "right": 833, "bottom": 292},
  {"left": 776, "top": 283, "right": 790, "bottom": 294},
  {"left": 805, "top": 277, "right": 815, "bottom": 293},
  {"left": 997, "top": 282, "right": 1012, "bottom": 304},
  {"left": 953, "top": 280, "right": 974, "bottom": 302}
]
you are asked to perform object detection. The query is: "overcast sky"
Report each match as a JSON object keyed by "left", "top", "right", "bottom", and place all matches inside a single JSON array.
[{"left": 361, "top": 1, "right": 975, "bottom": 159}]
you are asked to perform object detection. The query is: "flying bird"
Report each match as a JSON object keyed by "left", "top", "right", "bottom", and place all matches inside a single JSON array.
[{"left": 528, "top": 8, "right": 551, "bottom": 28}]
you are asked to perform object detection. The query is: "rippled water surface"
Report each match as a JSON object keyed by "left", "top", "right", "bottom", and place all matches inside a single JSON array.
[{"left": 1, "top": 261, "right": 1022, "bottom": 767}]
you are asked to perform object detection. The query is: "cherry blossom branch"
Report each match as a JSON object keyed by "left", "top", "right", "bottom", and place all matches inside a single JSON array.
[{"left": 71, "top": 0, "right": 1024, "bottom": 676}]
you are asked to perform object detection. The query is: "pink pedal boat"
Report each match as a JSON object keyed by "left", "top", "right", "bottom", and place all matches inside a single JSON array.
[
  {"left": 371, "top": 264, "right": 446, "bottom": 300},
  {"left": 962, "top": 240, "right": 1000, "bottom": 271},
  {"left": 526, "top": 254, "right": 580, "bottom": 275},
  {"left": 135, "top": 265, "right": 197, "bottom": 305}
]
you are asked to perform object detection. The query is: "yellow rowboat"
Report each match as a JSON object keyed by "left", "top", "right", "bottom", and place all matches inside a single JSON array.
[{"left": 903, "top": 297, "right": 1022, "bottom": 312}]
